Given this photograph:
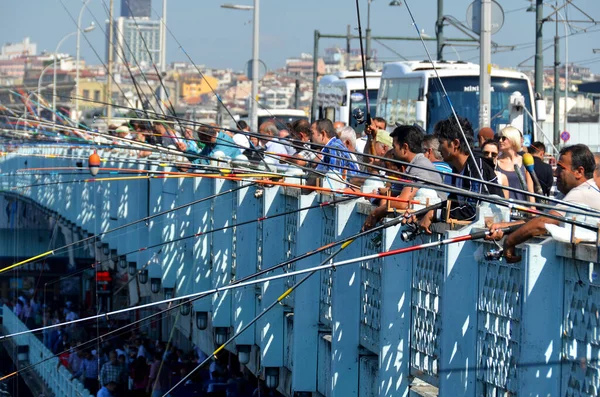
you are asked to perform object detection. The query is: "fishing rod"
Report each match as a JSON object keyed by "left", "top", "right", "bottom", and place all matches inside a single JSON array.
[
  {"left": 19, "top": 96, "right": 561, "bottom": 213},
  {"left": 2, "top": 177, "right": 429, "bottom": 275},
  {"left": 5, "top": 130, "right": 599, "bottom": 222},
  {"left": 4, "top": 96, "right": 596, "bottom": 217},
  {"left": 164, "top": 221, "right": 517, "bottom": 395},
  {"left": 0, "top": 201, "right": 444, "bottom": 343},
  {"left": 354, "top": 0, "right": 371, "bottom": 128},
  {"left": 97, "top": 0, "right": 160, "bottom": 121},
  {"left": 7, "top": 142, "right": 600, "bottom": 224},
  {"left": 402, "top": 0, "right": 487, "bottom": 190},
  {"left": 0, "top": 181, "right": 252, "bottom": 273}
]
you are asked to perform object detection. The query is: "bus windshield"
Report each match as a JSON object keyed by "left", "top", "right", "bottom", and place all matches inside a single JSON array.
[
  {"left": 349, "top": 89, "right": 378, "bottom": 130},
  {"left": 427, "top": 76, "right": 533, "bottom": 139}
]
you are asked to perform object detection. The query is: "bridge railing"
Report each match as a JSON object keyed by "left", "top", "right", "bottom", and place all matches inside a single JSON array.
[
  {"left": 2, "top": 305, "right": 91, "bottom": 397},
  {"left": 1, "top": 145, "right": 600, "bottom": 397}
]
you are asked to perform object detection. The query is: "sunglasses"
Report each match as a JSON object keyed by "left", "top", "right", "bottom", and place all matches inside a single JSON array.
[
  {"left": 499, "top": 136, "right": 509, "bottom": 141},
  {"left": 483, "top": 151, "right": 498, "bottom": 158}
]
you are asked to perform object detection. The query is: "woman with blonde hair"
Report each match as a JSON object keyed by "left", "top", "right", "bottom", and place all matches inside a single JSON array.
[{"left": 496, "top": 126, "right": 535, "bottom": 202}]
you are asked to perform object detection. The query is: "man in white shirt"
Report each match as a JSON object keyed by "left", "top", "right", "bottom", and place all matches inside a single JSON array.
[
  {"left": 488, "top": 144, "right": 600, "bottom": 262},
  {"left": 259, "top": 121, "right": 289, "bottom": 161}
]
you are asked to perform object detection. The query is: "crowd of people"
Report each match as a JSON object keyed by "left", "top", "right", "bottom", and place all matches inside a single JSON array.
[
  {"left": 91, "top": 113, "right": 600, "bottom": 263},
  {"left": 7, "top": 113, "right": 600, "bottom": 396},
  {"left": 9, "top": 296, "right": 280, "bottom": 397}
]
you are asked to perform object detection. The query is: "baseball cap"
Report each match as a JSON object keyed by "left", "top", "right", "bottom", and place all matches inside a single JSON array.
[{"left": 375, "top": 130, "right": 392, "bottom": 147}]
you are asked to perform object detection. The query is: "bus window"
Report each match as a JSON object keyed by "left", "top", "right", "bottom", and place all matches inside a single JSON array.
[
  {"left": 324, "top": 107, "right": 336, "bottom": 122},
  {"left": 426, "top": 76, "right": 534, "bottom": 137},
  {"left": 379, "top": 78, "right": 421, "bottom": 127}
]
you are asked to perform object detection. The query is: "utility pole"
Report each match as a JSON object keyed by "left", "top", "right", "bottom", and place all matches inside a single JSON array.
[
  {"left": 311, "top": 30, "right": 320, "bottom": 122},
  {"left": 107, "top": 0, "right": 114, "bottom": 127},
  {"left": 250, "top": 0, "right": 259, "bottom": 132},
  {"left": 478, "top": 0, "right": 491, "bottom": 129},
  {"left": 534, "top": 0, "right": 544, "bottom": 97},
  {"left": 346, "top": 25, "right": 351, "bottom": 70},
  {"left": 436, "top": 0, "right": 444, "bottom": 60},
  {"left": 553, "top": 14, "right": 560, "bottom": 146}
]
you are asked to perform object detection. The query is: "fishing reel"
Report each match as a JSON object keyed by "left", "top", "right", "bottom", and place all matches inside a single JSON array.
[
  {"left": 352, "top": 108, "right": 365, "bottom": 125},
  {"left": 484, "top": 249, "right": 504, "bottom": 261},
  {"left": 400, "top": 223, "right": 423, "bottom": 242}
]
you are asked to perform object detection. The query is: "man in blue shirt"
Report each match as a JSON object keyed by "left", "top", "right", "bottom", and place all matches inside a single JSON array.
[
  {"left": 311, "top": 119, "right": 360, "bottom": 177},
  {"left": 195, "top": 125, "right": 241, "bottom": 165}
]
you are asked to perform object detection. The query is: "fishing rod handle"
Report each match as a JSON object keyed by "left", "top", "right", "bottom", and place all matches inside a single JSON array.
[{"left": 469, "top": 224, "right": 521, "bottom": 240}]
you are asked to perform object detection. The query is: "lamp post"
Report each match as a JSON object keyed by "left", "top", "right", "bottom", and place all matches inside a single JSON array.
[
  {"left": 75, "top": 0, "right": 94, "bottom": 122},
  {"left": 36, "top": 63, "right": 55, "bottom": 117},
  {"left": 528, "top": 0, "right": 569, "bottom": 145},
  {"left": 221, "top": 1, "right": 258, "bottom": 131},
  {"left": 53, "top": 24, "right": 95, "bottom": 127}
]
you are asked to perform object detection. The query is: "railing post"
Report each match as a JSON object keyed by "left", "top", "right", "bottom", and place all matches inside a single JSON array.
[
  {"left": 292, "top": 192, "right": 322, "bottom": 393},
  {"left": 439, "top": 226, "right": 479, "bottom": 395},
  {"left": 330, "top": 200, "right": 362, "bottom": 397},
  {"left": 377, "top": 222, "right": 410, "bottom": 397},
  {"left": 211, "top": 178, "right": 235, "bottom": 331},
  {"left": 233, "top": 182, "right": 259, "bottom": 354},
  {"left": 519, "top": 239, "right": 563, "bottom": 394},
  {"left": 258, "top": 186, "right": 286, "bottom": 369},
  {"left": 191, "top": 176, "right": 215, "bottom": 353}
]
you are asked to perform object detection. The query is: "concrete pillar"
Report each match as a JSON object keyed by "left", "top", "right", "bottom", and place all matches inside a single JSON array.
[
  {"left": 211, "top": 178, "right": 235, "bottom": 329},
  {"left": 377, "top": 222, "right": 410, "bottom": 397},
  {"left": 233, "top": 182, "right": 259, "bottom": 347},
  {"left": 259, "top": 186, "right": 286, "bottom": 368},
  {"left": 291, "top": 192, "right": 322, "bottom": 393},
  {"left": 330, "top": 200, "right": 361, "bottom": 397},
  {"left": 439, "top": 227, "right": 479, "bottom": 395}
]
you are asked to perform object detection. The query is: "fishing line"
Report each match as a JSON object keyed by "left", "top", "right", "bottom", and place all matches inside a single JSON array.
[
  {"left": 6, "top": 138, "right": 600, "bottom": 220},
  {"left": 0, "top": 201, "right": 443, "bottom": 343},
  {"left": 402, "top": 0, "right": 487, "bottom": 190},
  {"left": 164, "top": 221, "right": 514, "bottom": 395}
]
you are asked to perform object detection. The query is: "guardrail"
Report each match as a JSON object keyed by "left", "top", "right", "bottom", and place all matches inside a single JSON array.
[
  {"left": 2, "top": 305, "right": 91, "bottom": 397},
  {"left": 2, "top": 145, "right": 600, "bottom": 396}
]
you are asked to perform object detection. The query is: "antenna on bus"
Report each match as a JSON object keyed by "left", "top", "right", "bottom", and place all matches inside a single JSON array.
[{"left": 354, "top": 0, "right": 371, "bottom": 128}]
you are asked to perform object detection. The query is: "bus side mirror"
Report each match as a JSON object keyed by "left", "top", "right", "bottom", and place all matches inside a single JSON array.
[{"left": 415, "top": 100, "right": 426, "bottom": 128}]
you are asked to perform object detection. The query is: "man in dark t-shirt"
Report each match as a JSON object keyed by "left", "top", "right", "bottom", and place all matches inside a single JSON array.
[
  {"left": 411, "top": 116, "right": 504, "bottom": 231},
  {"left": 528, "top": 141, "right": 554, "bottom": 196}
]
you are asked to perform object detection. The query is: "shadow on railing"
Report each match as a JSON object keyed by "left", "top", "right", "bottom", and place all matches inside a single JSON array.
[{"left": 2, "top": 305, "right": 91, "bottom": 397}]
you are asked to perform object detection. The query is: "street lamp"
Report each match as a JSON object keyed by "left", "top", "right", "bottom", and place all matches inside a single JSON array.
[
  {"left": 221, "top": 1, "right": 258, "bottom": 132},
  {"left": 53, "top": 24, "right": 95, "bottom": 127},
  {"left": 75, "top": 0, "right": 94, "bottom": 121},
  {"left": 36, "top": 63, "right": 56, "bottom": 117}
]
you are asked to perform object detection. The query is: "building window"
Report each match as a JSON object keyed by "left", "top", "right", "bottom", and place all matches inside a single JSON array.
[
  {"left": 83, "top": 89, "right": 90, "bottom": 99},
  {"left": 94, "top": 90, "right": 101, "bottom": 102}
]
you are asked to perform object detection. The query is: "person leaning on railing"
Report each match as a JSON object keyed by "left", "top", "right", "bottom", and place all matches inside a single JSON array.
[
  {"left": 404, "top": 115, "right": 504, "bottom": 233},
  {"left": 487, "top": 144, "right": 600, "bottom": 263}
]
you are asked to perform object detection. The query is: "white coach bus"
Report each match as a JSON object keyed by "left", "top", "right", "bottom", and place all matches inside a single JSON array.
[{"left": 376, "top": 61, "right": 538, "bottom": 145}]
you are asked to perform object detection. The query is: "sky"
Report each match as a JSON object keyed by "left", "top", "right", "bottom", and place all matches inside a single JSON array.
[{"left": 1, "top": 0, "right": 599, "bottom": 75}]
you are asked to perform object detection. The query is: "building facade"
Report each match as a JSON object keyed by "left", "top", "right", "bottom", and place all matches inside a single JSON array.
[
  {"left": 112, "top": 17, "right": 161, "bottom": 68},
  {"left": 121, "top": 0, "right": 151, "bottom": 18}
]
